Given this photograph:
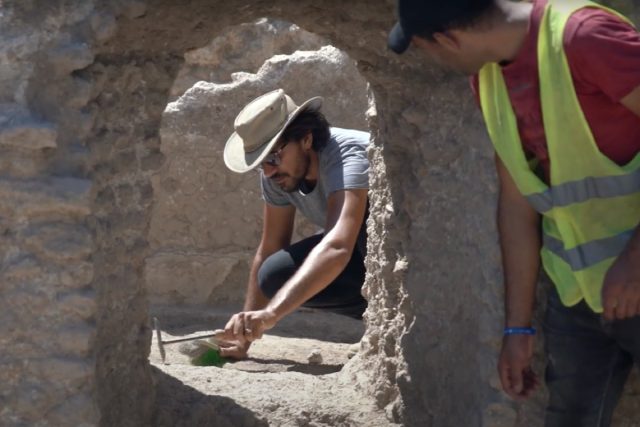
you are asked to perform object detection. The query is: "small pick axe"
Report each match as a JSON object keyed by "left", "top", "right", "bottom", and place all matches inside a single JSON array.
[{"left": 153, "top": 317, "right": 226, "bottom": 364}]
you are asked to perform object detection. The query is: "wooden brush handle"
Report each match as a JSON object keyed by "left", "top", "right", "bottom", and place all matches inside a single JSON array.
[{"left": 161, "top": 329, "right": 225, "bottom": 345}]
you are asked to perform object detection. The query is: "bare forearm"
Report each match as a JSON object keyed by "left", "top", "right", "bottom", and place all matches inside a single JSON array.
[
  {"left": 266, "top": 240, "right": 351, "bottom": 320},
  {"left": 498, "top": 194, "right": 541, "bottom": 327},
  {"left": 243, "top": 252, "right": 269, "bottom": 311}
]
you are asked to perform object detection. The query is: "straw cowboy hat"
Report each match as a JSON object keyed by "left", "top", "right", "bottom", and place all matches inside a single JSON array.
[{"left": 224, "top": 89, "right": 323, "bottom": 173}]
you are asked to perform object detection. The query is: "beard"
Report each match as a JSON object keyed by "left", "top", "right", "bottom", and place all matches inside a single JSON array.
[
  {"left": 273, "top": 173, "right": 304, "bottom": 193},
  {"left": 271, "top": 152, "right": 311, "bottom": 193}
]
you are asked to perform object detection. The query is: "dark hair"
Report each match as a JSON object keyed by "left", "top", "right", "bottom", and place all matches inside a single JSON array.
[
  {"left": 280, "top": 108, "right": 331, "bottom": 151},
  {"left": 407, "top": 0, "right": 496, "bottom": 41}
]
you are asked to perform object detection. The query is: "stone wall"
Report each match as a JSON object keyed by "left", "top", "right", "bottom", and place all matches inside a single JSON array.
[
  {"left": 1, "top": 1, "right": 639, "bottom": 426},
  {"left": 169, "top": 18, "right": 328, "bottom": 100},
  {"left": 0, "top": 1, "right": 99, "bottom": 425}
]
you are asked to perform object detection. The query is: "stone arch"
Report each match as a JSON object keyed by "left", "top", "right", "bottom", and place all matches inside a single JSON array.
[
  {"left": 1, "top": 1, "right": 639, "bottom": 426},
  {"left": 85, "top": 3, "right": 409, "bottom": 425}
]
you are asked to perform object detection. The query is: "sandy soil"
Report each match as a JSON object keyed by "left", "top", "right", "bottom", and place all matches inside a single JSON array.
[{"left": 149, "top": 306, "right": 396, "bottom": 427}]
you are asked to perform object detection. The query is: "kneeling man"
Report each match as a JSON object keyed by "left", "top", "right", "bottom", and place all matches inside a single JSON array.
[{"left": 219, "top": 89, "right": 370, "bottom": 358}]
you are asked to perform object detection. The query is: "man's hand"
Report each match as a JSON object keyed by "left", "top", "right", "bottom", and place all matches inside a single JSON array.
[
  {"left": 218, "top": 340, "right": 252, "bottom": 360},
  {"left": 498, "top": 334, "right": 539, "bottom": 400},
  {"left": 222, "top": 308, "right": 279, "bottom": 344},
  {"left": 602, "top": 248, "right": 640, "bottom": 321}
]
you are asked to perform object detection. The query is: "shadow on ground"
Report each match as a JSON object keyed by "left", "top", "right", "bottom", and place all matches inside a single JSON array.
[
  {"left": 152, "top": 366, "right": 269, "bottom": 427},
  {"left": 232, "top": 356, "right": 344, "bottom": 375}
]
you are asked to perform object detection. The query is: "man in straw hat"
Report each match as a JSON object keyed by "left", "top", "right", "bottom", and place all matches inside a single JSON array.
[
  {"left": 218, "top": 89, "right": 370, "bottom": 359},
  {"left": 388, "top": 0, "right": 640, "bottom": 425}
]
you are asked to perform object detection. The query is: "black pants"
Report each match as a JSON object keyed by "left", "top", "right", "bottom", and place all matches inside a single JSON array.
[
  {"left": 543, "top": 286, "right": 640, "bottom": 427},
  {"left": 257, "top": 234, "right": 367, "bottom": 319}
]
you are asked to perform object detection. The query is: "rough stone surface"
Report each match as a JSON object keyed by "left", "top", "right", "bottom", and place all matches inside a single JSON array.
[
  {"left": 1, "top": 1, "right": 639, "bottom": 427},
  {"left": 307, "top": 349, "right": 324, "bottom": 365},
  {"left": 150, "top": 307, "right": 391, "bottom": 427},
  {"left": 0, "top": 176, "right": 96, "bottom": 426},
  {"left": 148, "top": 42, "right": 369, "bottom": 307},
  {"left": 0, "top": 104, "right": 57, "bottom": 151},
  {"left": 170, "top": 18, "right": 328, "bottom": 100}
]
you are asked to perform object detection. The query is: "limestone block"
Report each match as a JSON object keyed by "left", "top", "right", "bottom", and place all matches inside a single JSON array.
[
  {"left": 90, "top": 12, "right": 117, "bottom": 42},
  {"left": 46, "top": 394, "right": 98, "bottom": 427},
  {"left": 66, "top": 77, "right": 94, "bottom": 109},
  {"left": 30, "top": 358, "right": 93, "bottom": 390},
  {"left": 4, "top": 381, "right": 57, "bottom": 424},
  {"left": 49, "top": 143, "right": 91, "bottom": 177},
  {"left": 0, "top": 24, "right": 40, "bottom": 103},
  {"left": 55, "top": 325, "right": 95, "bottom": 357},
  {"left": 2, "top": 255, "right": 45, "bottom": 284},
  {"left": 0, "top": 177, "right": 91, "bottom": 221},
  {"left": 48, "top": 42, "right": 95, "bottom": 74},
  {"left": 0, "top": 324, "right": 91, "bottom": 361},
  {"left": 171, "top": 18, "right": 327, "bottom": 98},
  {"left": 21, "top": 223, "right": 93, "bottom": 264},
  {"left": 58, "top": 261, "right": 95, "bottom": 290},
  {"left": 145, "top": 251, "right": 249, "bottom": 306},
  {"left": 1, "top": 289, "right": 51, "bottom": 319},
  {"left": 0, "top": 153, "right": 52, "bottom": 178},
  {"left": 0, "top": 103, "right": 57, "bottom": 151},
  {"left": 116, "top": 0, "right": 148, "bottom": 19},
  {"left": 307, "top": 349, "right": 323, "bottom": 364},
  {"left": 56, "top": 290, "right": 97, "bottom": 321}
]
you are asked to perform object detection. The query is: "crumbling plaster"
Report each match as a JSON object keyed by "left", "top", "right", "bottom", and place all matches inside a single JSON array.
[{"left": 0, "top": 1, "right": 638, "bottom": 426}]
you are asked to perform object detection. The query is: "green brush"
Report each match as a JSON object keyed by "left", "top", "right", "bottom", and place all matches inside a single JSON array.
[
  {"left": 191, "top": 347, "right": 228, "bottom": 367},
  {"left": 179, "top": 338, "right": 228, "bottom": 367}
]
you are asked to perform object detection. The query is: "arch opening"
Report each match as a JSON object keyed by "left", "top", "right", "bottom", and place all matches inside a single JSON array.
[{"left": 140, "top": 16, "right": 386, "bottom": 426}]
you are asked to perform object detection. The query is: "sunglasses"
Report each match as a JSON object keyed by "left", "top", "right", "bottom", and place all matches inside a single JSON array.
[{"left": 259, "top": 140, "right": 290, "bottom": 169}]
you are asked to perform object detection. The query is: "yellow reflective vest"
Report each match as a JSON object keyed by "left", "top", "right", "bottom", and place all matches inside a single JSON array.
[{"left": 478, "top": 0, "right": 640, "bottom": 312}]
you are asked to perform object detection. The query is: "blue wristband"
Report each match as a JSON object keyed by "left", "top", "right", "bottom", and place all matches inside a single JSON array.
[{"left": 503, "top": 327, "right": 536, "bottom": 336}]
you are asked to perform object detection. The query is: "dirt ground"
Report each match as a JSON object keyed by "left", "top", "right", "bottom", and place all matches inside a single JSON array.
[{"left": 149, "top": 306, "right": 396, "bottom": 427}]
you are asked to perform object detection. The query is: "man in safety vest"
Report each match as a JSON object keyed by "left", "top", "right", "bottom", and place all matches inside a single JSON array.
[{"left": 388, "top": 0, "right": 640, "bottom": 425}]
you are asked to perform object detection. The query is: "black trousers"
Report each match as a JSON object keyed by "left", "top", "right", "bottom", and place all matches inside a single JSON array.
[
  {"left": 257, "top": 234, "right": 367, "bottom": 319},
  {"left": 544, "top": 286, "right": 640, "bottom": 427}
]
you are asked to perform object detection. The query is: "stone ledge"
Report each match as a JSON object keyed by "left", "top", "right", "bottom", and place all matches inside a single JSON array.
[
  {"left": 0, "top": 177, "right": 92, "bottom": 221},
  {"left": 29, "top": 357, "right": 93, "bottom": 389},
  {"left": 21, "top": 223, "right": 93, "bottom": 264},
  {"left": 47, "top": 42, "right": 95, "bottom": 75},
  {"left": 0, "top": 104, "right": 57, "bottom": 152}
]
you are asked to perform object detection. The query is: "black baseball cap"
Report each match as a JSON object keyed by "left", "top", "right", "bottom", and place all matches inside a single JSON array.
[
  {"left": 388, "top": 0, "right": 494, "bottom": 54},
  {"left": 388, "top": 0, "right": 425, "bottom": 54}
]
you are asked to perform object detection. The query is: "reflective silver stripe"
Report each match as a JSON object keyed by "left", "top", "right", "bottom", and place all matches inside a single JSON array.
[
  {"left": 526, "top": 193, "right": 553, "bottom": 213},
  {"left": 525, "top": 169, "right": 640, "bottom": 213},
  {"left": 543, "top": 230, "right": 634, "bottom": 271}
]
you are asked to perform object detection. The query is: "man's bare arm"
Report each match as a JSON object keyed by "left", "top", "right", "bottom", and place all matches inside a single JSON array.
[
  {"left": 496, "top": 156, "right": 541, "bottom": 328},
  {"left": 266, "top": 188, "right": 368, "bottom": 321},
  {"left": 495, "top": 155, "right": 542, "bottom": 400},
  {"left": 218, "top": 202, "right": 294, "bottom": 358},
  {"left": 221, "top": 188, "right": 368, "bottom": 344},
  {"left": 243, "top": 203, "right": 296, "bottom": 312}
]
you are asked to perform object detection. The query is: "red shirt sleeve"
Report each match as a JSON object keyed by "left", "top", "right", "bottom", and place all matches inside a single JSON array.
[{"left": 565, "top": 8, "right": 640, "bottom": 102}]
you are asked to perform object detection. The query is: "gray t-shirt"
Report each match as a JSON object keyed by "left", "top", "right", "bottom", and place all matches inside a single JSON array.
[{"left": 260, "top": 127, "right": 370, "bottom": 254}]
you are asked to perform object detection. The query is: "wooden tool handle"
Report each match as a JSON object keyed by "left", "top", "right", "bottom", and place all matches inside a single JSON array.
[{"left": 160, "top": 329, "right": 226, "bottom": 345}]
